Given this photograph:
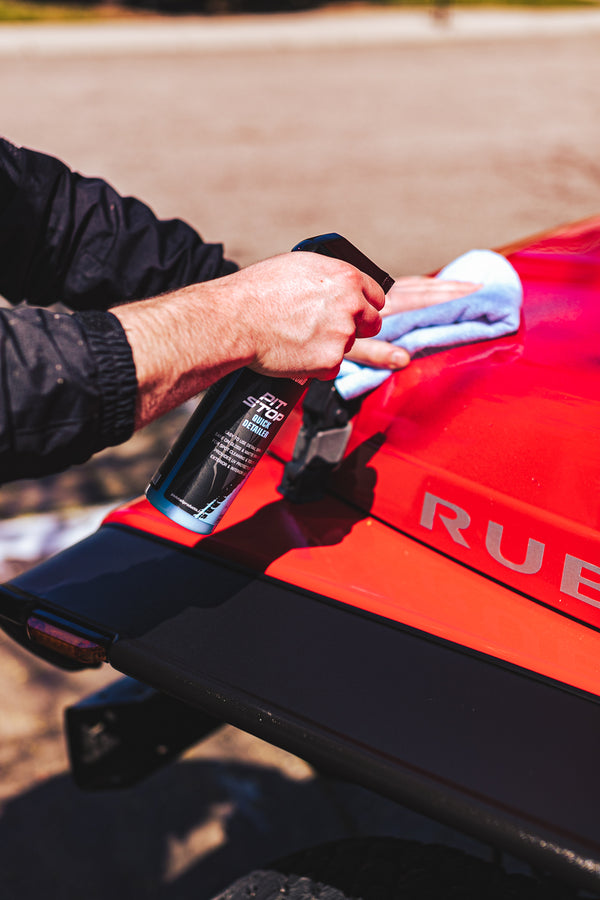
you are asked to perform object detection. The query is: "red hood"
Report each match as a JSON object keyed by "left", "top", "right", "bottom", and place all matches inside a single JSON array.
[
  {"left": 104, "top": 216, "right": 600, "bottom": 692},
  {"left": 308, "top": 218, "right": 600, "bottom": 627}
]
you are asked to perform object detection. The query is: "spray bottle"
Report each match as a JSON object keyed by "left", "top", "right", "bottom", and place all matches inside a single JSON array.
[{"left": 145, "top": 233, "right": 394, "bottom": 534}]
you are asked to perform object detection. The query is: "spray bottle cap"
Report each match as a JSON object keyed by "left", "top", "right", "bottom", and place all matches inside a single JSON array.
[{"left": 292, "top": 233, "right": 395, "bottom": 294}]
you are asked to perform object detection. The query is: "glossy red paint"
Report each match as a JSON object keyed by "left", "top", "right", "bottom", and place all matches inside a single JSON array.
[
  {"left": 105, "top": 216, "right": 600, "bottom": 695},
  {"left": 277, "top": 216, "right": 600, "bottom": 628},
  {"left": 106, "top": 461, "right": 600, "bottom": 699}
]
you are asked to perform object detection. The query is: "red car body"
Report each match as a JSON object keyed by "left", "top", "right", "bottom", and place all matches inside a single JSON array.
[
  {"left": 2, "top": 216, "right": 600, "bottom": 891},
  {"left": 109, "top": 214, "right": 600, "bottom": 697}
]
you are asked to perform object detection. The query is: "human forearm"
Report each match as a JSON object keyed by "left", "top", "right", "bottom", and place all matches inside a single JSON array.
[
  {"left": 113, "top": 252, "right": 384, "bottom": 430},
  {"left": 113, "top": 280, "right": 253, "bottom": 428}
]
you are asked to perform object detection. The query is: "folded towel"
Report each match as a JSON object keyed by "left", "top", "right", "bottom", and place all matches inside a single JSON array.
[{"left": 335, "top": 249, "right": 523, "bottom": 400}]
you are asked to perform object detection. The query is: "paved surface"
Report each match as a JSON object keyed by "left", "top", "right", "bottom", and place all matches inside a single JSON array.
[
  {"left": 1, "top": 6, "right": 600, "bottom": 897},
  {"left": 2, "top": 6, "right": 600, "bottom": 55},
  {"left": 4, "top": 6, "right": 600, "bottom": 275}
]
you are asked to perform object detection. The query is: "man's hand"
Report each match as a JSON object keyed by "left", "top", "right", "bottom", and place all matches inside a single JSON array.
[
  {"left": 113, "top": 252, "right": 384, "bottom": 430},
  {"left": 345, "top": 276, "right": 481, "bottom": 370},
  {"left": 231, "top": 252, "right": 384, "bottom": 380}
]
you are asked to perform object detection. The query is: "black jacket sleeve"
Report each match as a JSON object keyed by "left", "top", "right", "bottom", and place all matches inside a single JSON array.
[
  {"left": 0, "top": 307, "right": 137, "bottom": 482},
  {"left": 0, "top": 138, "right": 239, "bottom": 483},
  {"left": 0, "top": 137, "right": 238, "bottom": 309}
]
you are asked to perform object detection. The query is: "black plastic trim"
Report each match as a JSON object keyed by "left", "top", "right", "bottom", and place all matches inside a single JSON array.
[{"left": 3, "top": 523, "right": 600, "bottom": 891}]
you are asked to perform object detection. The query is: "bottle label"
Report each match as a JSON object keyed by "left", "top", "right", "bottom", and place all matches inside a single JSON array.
[{"left": 148, "top": 370, "right": 305, "bottom": 530}]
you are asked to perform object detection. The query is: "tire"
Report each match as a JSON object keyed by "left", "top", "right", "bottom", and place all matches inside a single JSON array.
[{"left": 211, "top": 836, "right": 576, "bottom": 900}]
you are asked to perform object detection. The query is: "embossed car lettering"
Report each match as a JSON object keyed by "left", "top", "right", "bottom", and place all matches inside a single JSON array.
[{"left": 420, "top": 492, "right": 600, "bottom": 608}]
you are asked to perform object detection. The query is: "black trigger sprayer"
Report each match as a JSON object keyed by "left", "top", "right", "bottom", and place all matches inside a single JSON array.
[{"left": 145, "top": 233, "right": 394, "bottom": 534}]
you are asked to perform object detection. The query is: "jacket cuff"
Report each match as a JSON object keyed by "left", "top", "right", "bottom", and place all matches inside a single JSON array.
[{"left": 74, "top": 310, "right": 138, "bottom": 451}]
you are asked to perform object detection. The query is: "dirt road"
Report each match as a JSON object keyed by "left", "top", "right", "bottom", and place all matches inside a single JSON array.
[
  {"left": 3, "top": 8, "right": 600, "bottom": 276},
  {"left": 1, "top": 8, "right": 600, "bottom": 898}
]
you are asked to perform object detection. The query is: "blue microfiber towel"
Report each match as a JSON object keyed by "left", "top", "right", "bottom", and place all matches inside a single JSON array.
[{"left": 335, "top": 249, "right": 523, "bottom": 400}]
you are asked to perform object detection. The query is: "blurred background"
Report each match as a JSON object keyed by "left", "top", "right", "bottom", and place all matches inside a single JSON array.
[{"left": 1, "top": 2, "right": 600, "bottom": 897}]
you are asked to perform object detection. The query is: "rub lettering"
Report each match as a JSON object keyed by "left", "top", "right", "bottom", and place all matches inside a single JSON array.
[{"left": 420, "top": 491, "right": 600, "bottom": 609}]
